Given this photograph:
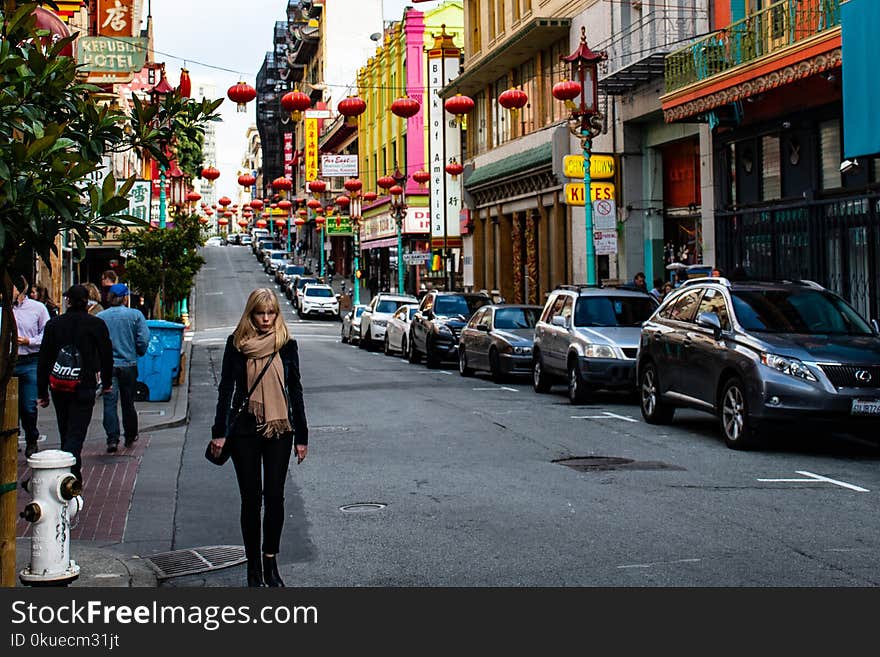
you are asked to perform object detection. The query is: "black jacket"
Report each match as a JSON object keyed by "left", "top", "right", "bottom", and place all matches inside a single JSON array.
[
  {"left": 212, "top": 336, "right": 309, "bottom": 444},
  {"left": 37, "top": 309, "right": 114, "bottom": 397}
]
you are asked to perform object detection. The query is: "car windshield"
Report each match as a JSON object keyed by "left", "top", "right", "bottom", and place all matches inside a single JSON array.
[
  {"left": 434, "top": 295, "right": 489, "bottom": 317},
  {"left": 297, "top": 279, "right": 317, "bottom": 289},
  {"left": 731, "top": 289, "right": 872, "bottom": 335},
  {"left": 376, "top": 300, "right": 410, "bottom": 313},
  {"left": 409, "top": 307, "right": 418, "bottom": 320},
  {"left": 305, "top": 288, "right": 333, "bottom": 298},
  {"left": 494, "top": 307, "right": 540, "bottom": 329},
  {"left": 574, "top": 296, "right": 656, "bottom": 327}
]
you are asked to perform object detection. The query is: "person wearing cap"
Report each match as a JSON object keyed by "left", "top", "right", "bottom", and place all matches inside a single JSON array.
[
  {"left": 12, "top": 276, "right": 50, "bottom": 458},
  {"left": 97, "top": 284, "right": 150, "bottom": 452},
  {"left": 37, "top": 284, "right": 114, "bottom": 483}
]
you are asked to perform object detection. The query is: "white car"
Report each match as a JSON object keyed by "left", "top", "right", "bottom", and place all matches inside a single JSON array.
[
  {"left": 359, "top": 293, "right": 418, "bottom": 350},
  {"left": 341, "top": 304, "right": 367, "bottom": 344},
  {"left": 298, "top": 284, "right": 339, "bottom": 319},
  {"left": 383, "top": 304, "right": 418, "bottom": 356},
  {"left": 240, "top": 234, "right": 253, "bottom": 246},
  {"left": 205, "top": 236, "right": 226, "bottom": 246}
]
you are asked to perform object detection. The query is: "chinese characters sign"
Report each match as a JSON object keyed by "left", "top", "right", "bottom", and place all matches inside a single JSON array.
[
  {"left": 284, "top": 133, "right": 293, "bottom": 180},
  {"left": 98, "top": 0, "right": 136, "bottom": 37},
  {"left": 305, "top": 118, "right": 319, "bottom": 182}
]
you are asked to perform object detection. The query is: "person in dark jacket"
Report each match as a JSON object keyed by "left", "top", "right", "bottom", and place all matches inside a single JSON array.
[
  {"left": 210, "top": 288, "right": 309, "bottom": 587},
  {"left": 37, "top": 285, "right": 114, "bottom": 483}
]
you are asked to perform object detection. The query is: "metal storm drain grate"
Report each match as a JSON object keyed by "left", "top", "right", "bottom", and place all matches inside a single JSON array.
[
  {"left": 144, "top": 545, "right": 247, "bottom": 579},
  {"left": 554, "top": 457, "right": 686, "bottom": 472},
  {"left": 339, "top": 503, "right": 387, "bottom": 513}
]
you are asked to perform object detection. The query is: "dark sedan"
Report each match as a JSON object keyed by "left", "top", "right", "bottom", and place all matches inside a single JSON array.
[{"left": 459, "top": 305, "right": 541, "bottom": 381}]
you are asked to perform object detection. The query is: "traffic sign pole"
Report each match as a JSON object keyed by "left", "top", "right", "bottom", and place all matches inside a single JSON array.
[{"left": 583, "top": 133, "right": 596, "bottom": 286}]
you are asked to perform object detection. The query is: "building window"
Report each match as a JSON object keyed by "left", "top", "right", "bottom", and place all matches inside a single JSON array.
[
  {"left": 468, "top": 1, "right": 481, "bottom": 55},
  {"left": 728, "top": 142, "right": 737, "bottom": 207},
  {"left": 820, "top": 119, "right": 841, "bottom": 190},
  {"left": 488, "top": 2, "right": 496, "bottom": 41},
  {"left": 498, "top": 0, "right": 505, "bottom": 36},
  {"left": 518, "top": 59, "right": 536, "bottom": 136},
  {"left": 761, "top": 135, "right": 781, "bottom": 201},
  {"left": 512, "top": 0, "right": 520, "bottom": 22},
  {"left": 492, "top": 75, "right": 510, "bottom": 147}
]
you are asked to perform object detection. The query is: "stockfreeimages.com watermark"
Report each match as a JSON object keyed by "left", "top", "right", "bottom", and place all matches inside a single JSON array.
[{"left": 10, "top": 600, "right": 318, "bottom": 633}]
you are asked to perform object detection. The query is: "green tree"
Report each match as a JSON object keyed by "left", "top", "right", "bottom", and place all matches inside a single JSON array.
[
  {"left": 0, "top": 2, "right": 222, "bottom": 408},
  {"left": 174, "top": 130, "right": 204, "bottom": 181},
  {"left": 121, "top": 213, "right": 206, "bottom": 320}
]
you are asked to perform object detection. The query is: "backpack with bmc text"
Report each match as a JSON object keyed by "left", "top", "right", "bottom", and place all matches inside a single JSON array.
[{"left": 49, "top": 344, "right": 84, "bottom": 392}]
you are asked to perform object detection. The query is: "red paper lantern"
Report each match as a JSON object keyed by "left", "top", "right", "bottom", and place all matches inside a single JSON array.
[
  {"left": 178, "top": 68, "right": 192, "bottom": 99},
  {"left": 281, "top": 90, "right": 311, "bottom": 121},
  {"left": 308, "top": 179, "right": 327, "bottom": 194},
  {"left": 389, "top": 185, "right": 403, "bottom": 197},
  {"left": 552, "top": 79, "right": 582, "bottom": 111},
  {"left": 249, "top": 199, "right": 264, "bottom": 210},
  {"left": 278, "top": 199, "right": 293, "bottom": 211},
  {"left": 499, "top": 88, "right": 528, "bottom": 111},
  {"left": 238, "top": 173, "right": 256, "bottom": 187},
  {"left": 223, "top": 211, "right": 233, "bottom": 218},
  {"left": 294, "top": 217, "right": 306, "bottom": 227},
  {"left": 262, "top": 212, "right": 271, "bottom": 218},
  {"left": 363, "top": 191, "right": 377, "bottom": 202},
  {"left": 186, "top": 191, "right": 201, "bottom": 202},
  {"left": 445, "top": 159, "right": 464, "bottom": 179},
  {"left": 315, "top": 215, "right": 326, "bottom": 226},
  {"left": 344, "top": 178, "right": 363, "bottom": 194},
  {"left": 275, "top": 219, "right": 287, "bottom": 227},
  {"left": 227, "top": 81, "right": 257, "bottom": 112},
  {"left": 306, "top": 199, "right": 322, "bottom": 210},
  {"left": 199, "top": 217, "right": 209, "bottom": 224},
  {"left": 314, "top": 206, "right": 324, "bottom": 215},
  {"left": 206, "top": 209, "right": 214, "bottom": 216},
  {"left": 338, "top": 96, "right": 367, "bottom": 125},
  {"left": 256, "top": 219, "right": 267, "bottom": 228},
  {"left": 237, "top": 219, "right": 248, "bottom": 228},
  {"left": 298, "top": 208, "right": 308, "bottom": 218},
  {"left": 377, "top": 176, "right": 395, "bottom": 190},
  {"left": 201, "top": 166, "right": 220, "bottom": 181},
  {"left": 335, "top": 195, "right": 350, "bottom": 208},
  {"left": 271, "top": 176, "right": 293, "bottom": 192},
  {"left": 390, "top": 96, "right": 420, "bottom": 119},
  {"left": 270, "top": 203, "right": 278, "bottom": 209},
  {"left": 218, "top": 218, "right": 229, "bottom": 226},
  {"left": 218, "top": 197, "right": 232, "bottom": 207},
  {"left": 412, "top": 170, "right": 430, "bottom": 185},
  {"left": 444, "top": 94, "right": 474, "bottom": 121}
]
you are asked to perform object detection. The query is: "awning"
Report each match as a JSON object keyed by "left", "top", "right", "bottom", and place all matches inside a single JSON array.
[
  {"left": 464, "top": 142, "right": 552, "bottom": 190},
  {"left": 361, "top": 237, "right": 397, "bottom": 250}
]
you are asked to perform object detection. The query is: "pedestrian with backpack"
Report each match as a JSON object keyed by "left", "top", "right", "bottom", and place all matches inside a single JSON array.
[{"left": 37, "top": 285, "right": 114, "bottom": 483}]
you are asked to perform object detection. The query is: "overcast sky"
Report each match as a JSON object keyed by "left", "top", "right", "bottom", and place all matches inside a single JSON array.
[{"left": 148, "top": 0, "right": 444, "bottom": 199}]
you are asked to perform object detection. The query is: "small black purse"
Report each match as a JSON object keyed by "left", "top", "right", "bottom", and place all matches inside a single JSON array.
[{"left": 205, "top": 352, "right": 276, "bottom": 466}]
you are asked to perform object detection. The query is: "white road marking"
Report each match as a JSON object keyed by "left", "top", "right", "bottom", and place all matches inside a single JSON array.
[
  {"left": 757, "top": 471, "right": 869, "bottom": 492},
  {"left": 205, "top": 292, "right": 224, "bottom": 296},
  {"left": 571, "top": 412, "right": 639, "bottom": 423},
  {"left": 500, "top": 386, "right": 518, "bottom": 392},
  {"left": 617, "top": 558, "right": 701, "bottom": 570},
  {"left": 472, "top": 387, "right": 518, "bottom": 392}
]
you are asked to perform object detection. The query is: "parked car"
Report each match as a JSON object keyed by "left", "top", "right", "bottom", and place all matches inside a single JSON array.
[
  {"left": 240, "top": 234, "right": 253, "bottom": 246},
  {"left": 359, "top": 293, "right": 418, "bottom": 350},
  {"left": 532, "top": 285, "right": 658, "bottom": 403},
  {"left": 384, "top": 304, "right": 419, "bottom": 355},
  {"left": 637, "top": 277, "right": 880, "bottom": 449},
  {"left": 264, "top": 250, "right": 291, "bottom": 274},
  {"left": 276, "top": 263, "right": 304, "bottom": 287},
  {"left": 341, "top": 304, "right": 367, "bottom": 344},
  {"left": 204, "top": 236, "right": 226, "bottom": 246},
  {"left": 408, "top": 291, "right": 492, "bottom": 367},
  {"left": 292, "top": 277, "right": 319, "bottom": 309},
  {"left": 256, "top": 238, "right": 279, "bottom": 261},
  {"left": 298, "top": 284, "right": 339, "bottom": 319},
  {"left": 459, "top": 304, "right": 542, "bottom": 380},
  {"left": 250, "top": 229, "right": 268, "bottom": 253},
  {"left": 227, "top": 233, "right": 241, "bottom": 245}
]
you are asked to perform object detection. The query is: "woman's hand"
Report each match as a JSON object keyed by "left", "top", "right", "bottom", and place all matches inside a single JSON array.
[
  {"left": 295, "top": 444, "right": 308, "bottom": 464},
  {"left": 210, "top": 438, "right": 226, "bottom": 458}
]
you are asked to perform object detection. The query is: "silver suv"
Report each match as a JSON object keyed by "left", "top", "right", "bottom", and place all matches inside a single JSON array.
[{"left": 533, "top": 285, "right": 658, "bottom": 403}]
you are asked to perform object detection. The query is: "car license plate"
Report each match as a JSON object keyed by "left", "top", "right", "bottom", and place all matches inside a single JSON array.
[{"left": 851, "top": 399, "right": 880, "bottom": 415}]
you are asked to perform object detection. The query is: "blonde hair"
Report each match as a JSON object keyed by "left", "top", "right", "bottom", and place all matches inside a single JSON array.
[
  {"left": 83, "top": 282, "right": 101, "bottom": 302},
  {"left": 233, "top": 288, "right": 289, "bottom": 351}
]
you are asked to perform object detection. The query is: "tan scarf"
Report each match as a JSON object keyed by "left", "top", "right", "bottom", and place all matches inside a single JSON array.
[{"left": 239, "top": 331, "right": 291, "bottom": 438}]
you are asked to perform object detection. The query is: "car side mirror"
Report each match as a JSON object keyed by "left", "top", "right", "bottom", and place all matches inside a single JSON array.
[
  {"left": 477, "top": 324, "right": 490, "bottom": 333},
  {"left": 551, "top": 315, "right": 568, "bottom": 329},
  {"left": 696, "top": 312, "right": 723, "bottom": 339},
  {"left": 872, "top": 319, "right": 880, "bottom": 336}
]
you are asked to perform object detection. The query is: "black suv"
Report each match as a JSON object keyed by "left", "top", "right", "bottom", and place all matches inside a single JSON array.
[
  {"left": 637, "top": 277, "right": 880, "bottom": 449},
  {"left": 409, "top": 291, "right": 491, "bottom": 367}
]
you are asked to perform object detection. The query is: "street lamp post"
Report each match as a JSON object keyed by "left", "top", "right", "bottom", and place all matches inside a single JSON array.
[
  {"left": 560, "top": 26, "right": 606, "bottom": 286},
  {"left": 351, "top": 204, "right": 361, "bottom": 305},
  {"left": 390, "top": 167, "right": 408, "bottom": 295}
]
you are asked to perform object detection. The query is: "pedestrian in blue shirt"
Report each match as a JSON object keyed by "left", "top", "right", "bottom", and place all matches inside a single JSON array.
[{"left": 97, "top": 284, "right": 150, "bottom": 453}]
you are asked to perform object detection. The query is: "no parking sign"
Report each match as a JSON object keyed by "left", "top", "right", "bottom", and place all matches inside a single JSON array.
[{"left": 592, "top": 199, "right": 616, "bottom": 231}]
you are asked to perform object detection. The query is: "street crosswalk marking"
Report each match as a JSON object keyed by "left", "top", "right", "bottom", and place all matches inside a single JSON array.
[
  {"left": 571, "top": 412, "right": 639, "bottom": 423},
  {"left": 756, "top": 471, "right": 869, "bottom": 492}
]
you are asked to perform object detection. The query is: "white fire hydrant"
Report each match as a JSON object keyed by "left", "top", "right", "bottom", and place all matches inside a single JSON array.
[{"left": 19, "top": 449, "right": 84, "bottom": 586}]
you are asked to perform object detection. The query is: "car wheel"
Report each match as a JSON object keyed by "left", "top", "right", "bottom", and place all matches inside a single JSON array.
[
  {"left": 408, "top": 333, "right": 421, "bottom": 364},
  {"left": 360, "top": 328, "right": 371, "bottom": 350},
  {"left": 459, "top": 347, "right": 474, "bottom": 377},
  {"left": 341, "top": 325, "right": 348, "bottom": 343},
  {"left": 384, "top": 335, "right": 391, "bottom": 356},
  {"left": 639, "top": 362, "right": 675, "bottom": 425},
  {"left": 425, "top": 337, "right": 440, "bottom": 369},
  {"left": 489, "top": 348, "right": 504, "bottom": 383},
  {"left": 532, "top": 351, "right": 551, "bottom": 393},
  {"left": 401, "top": 336, "right": 408, "bottom": 360},
  {"left": 567, "top": 358, "right": 591, "bottom": 404},
  {"left": 719, "top": 377, "right": 760, "bottom": 450}
]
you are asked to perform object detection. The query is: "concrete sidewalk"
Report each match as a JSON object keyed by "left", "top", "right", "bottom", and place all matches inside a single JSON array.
[{"left": 13, "top": 342, "right": 191, "bottom": 587}]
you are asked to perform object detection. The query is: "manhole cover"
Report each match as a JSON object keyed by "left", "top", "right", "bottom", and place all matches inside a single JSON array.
[
  {"left": 339, "top": 503, "right": 387, "bottom": 513},
  {"left": 554, "top": 457, "right": 685, "bottom": 472},
  {"left": 143, "top": 545, "right": 246, "bottom": 579}
]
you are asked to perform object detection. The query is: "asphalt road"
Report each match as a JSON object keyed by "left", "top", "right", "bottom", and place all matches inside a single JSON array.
[{"left": 165, "top": 245, "right": 880, "bottom": 586}]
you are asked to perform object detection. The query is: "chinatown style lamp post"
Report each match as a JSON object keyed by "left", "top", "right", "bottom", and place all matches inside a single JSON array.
[
  {"left": 559, "top": 26, "right": 606, "bottom": 286},
  {"left": 149, "top": 65, "right": 175, "bottom": 229},
  {"left": 344, "top": 178, "right": 364, "bottom": 305},
  {"left": 389, "top": 168, "right": 408, "bottom": 295}
]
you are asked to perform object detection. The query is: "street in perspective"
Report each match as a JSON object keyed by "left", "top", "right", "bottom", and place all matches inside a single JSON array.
[{"left": 3, "top": 0, "right": 880, "bottom": 597}]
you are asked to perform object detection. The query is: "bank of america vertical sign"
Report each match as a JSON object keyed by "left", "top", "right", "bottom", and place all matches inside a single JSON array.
[{"left": 427, "top": 30, "right": 462, "bottom": 243}]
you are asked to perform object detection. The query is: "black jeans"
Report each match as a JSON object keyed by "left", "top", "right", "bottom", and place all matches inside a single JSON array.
[
  {"left": 102, "top": 365, "right": 138, "bottom": 444},
  {"left": 51, "top": 387, "right": 97, "bottom": 480},
  {"left": 230, "top": 427, "right": 294, "bottom": 562}
]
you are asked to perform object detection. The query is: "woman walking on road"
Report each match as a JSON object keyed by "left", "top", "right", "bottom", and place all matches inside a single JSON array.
[{"left": 210, "top": 288, "right": 309, "bottom": 587}]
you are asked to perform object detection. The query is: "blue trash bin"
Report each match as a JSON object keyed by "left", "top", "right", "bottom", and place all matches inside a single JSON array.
[{"left": 136, "top": 320, "right": 185, "bottom": 402}]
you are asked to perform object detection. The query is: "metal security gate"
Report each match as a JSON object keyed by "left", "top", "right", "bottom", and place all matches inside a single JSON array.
[{"left": 716, "top": 194, "right": 880, "bottom": 320}]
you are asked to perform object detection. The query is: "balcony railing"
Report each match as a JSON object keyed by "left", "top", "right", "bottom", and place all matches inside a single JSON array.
[{"left": 665, "top": 0, "right": 841, "bottom": 94}]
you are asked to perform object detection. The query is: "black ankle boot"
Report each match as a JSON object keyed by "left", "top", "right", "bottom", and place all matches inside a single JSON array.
[
  {"left": 263, "top": 555, "right": 284, "bottom": 587},
  {"left": 247, "top": 559, "right": 264, "bottom": 587}
]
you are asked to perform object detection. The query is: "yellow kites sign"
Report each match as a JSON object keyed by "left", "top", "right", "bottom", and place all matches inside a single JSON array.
[
  {"left": 304, "top": 118, "right": 318, "bottom": 182},
  {"left": 563, "top": 154, "right": 615, "bottom": 180},
  {"left": 564, "top": 182, "right": 616, "bottom": 206}
]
